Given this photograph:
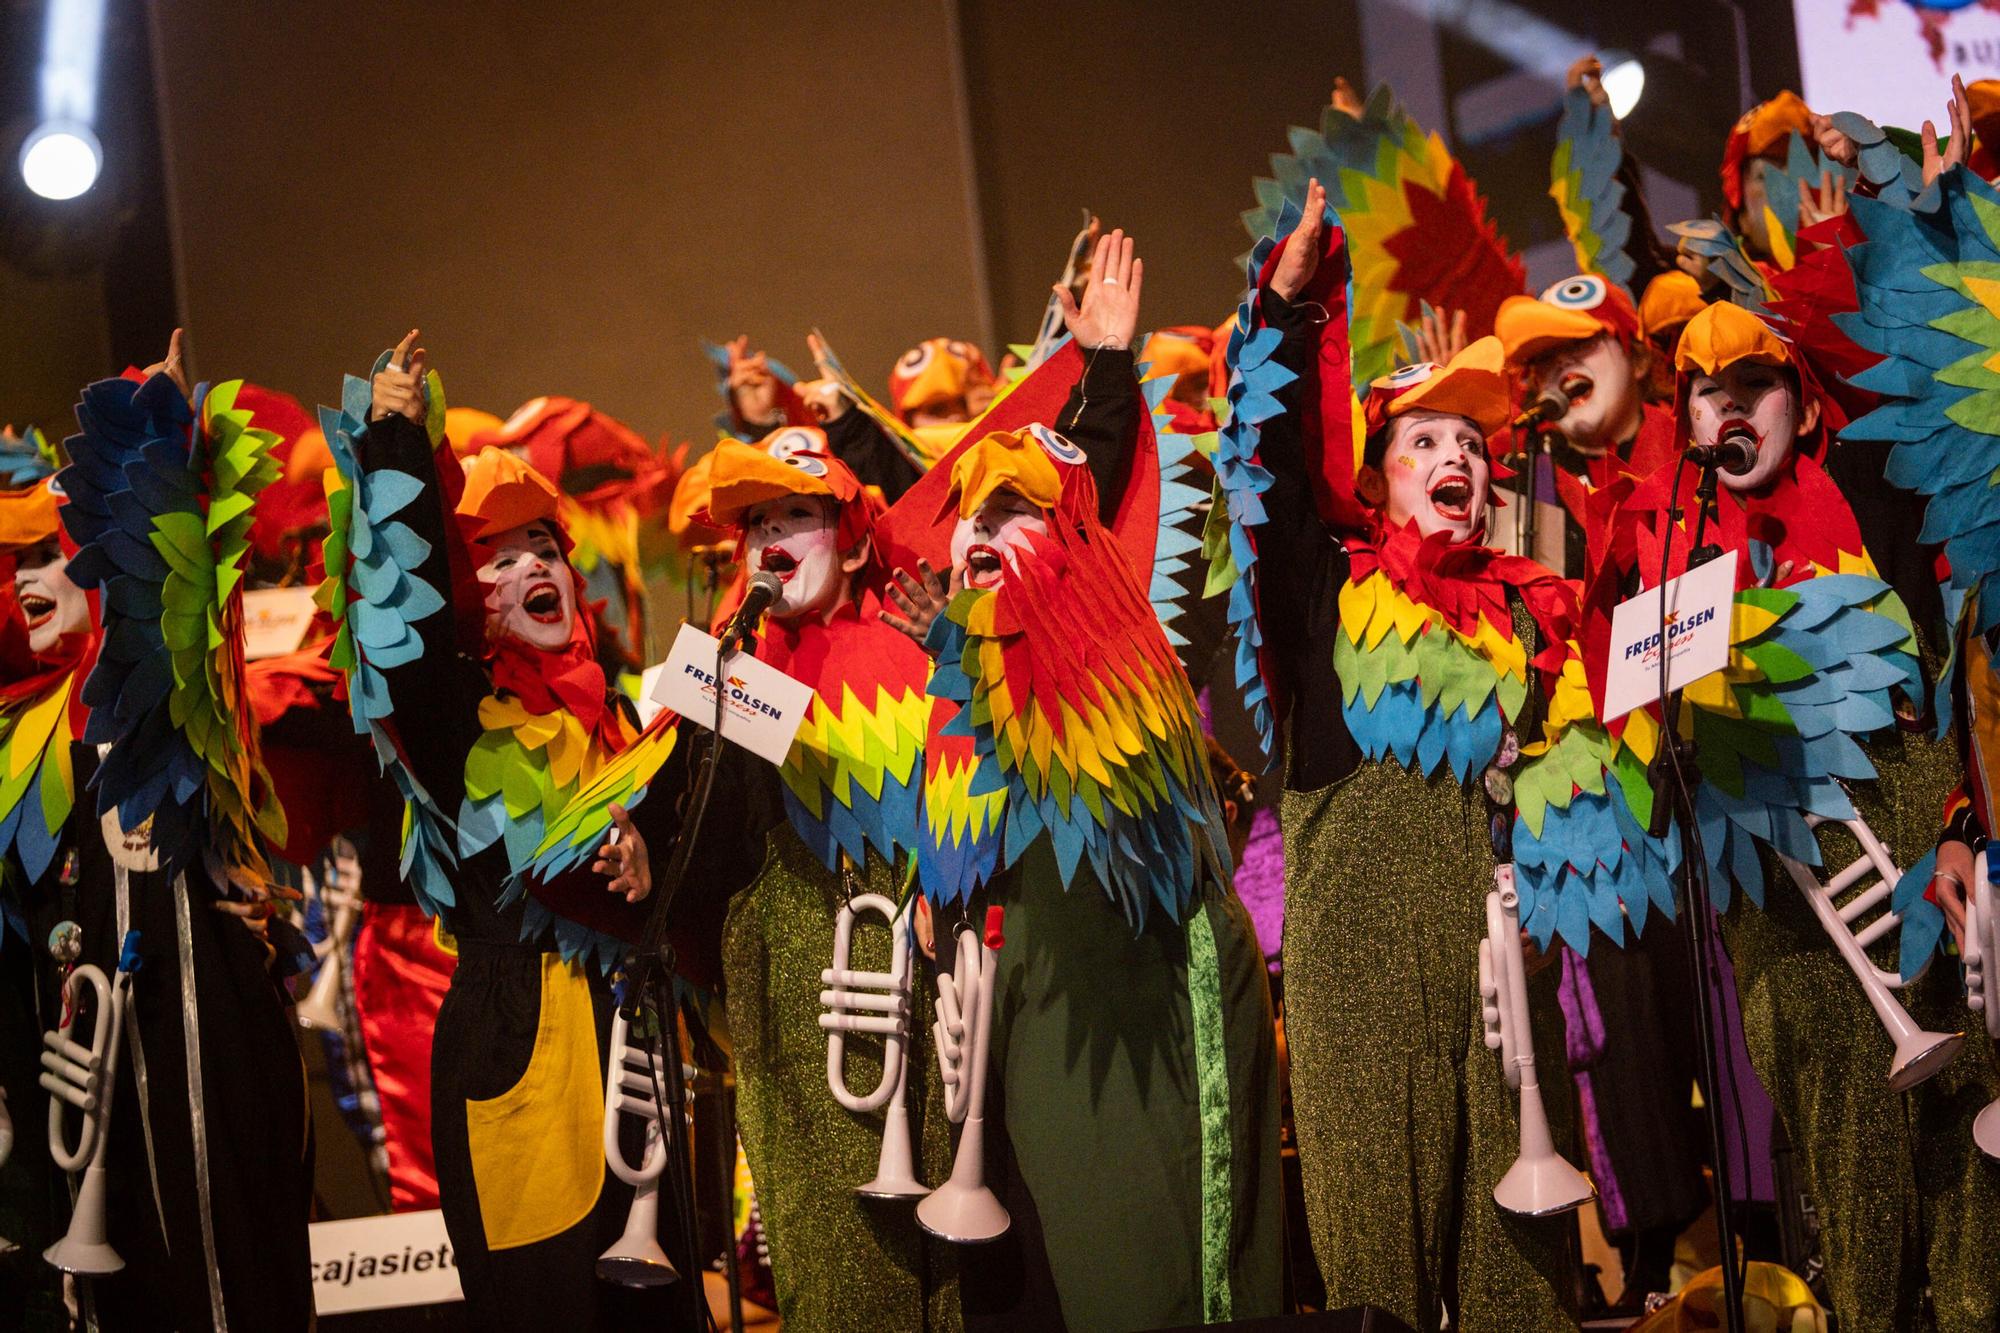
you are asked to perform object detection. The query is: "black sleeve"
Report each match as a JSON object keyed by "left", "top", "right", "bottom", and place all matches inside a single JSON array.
[
  {"left": 1054, "top": 345, "right": 1142, "bottom": 527},
  {"left": 354, "top": 411, "right": 489, "bottom": 810},
  {"left": 823, "top": 409, "right": 921, "bottom": 501},
  {"left": 1826, "top": 438, "right": 1949, "bottom": 675},
  {"left": 1244, "top": 290, "right": 1351, "bottom": 772}
]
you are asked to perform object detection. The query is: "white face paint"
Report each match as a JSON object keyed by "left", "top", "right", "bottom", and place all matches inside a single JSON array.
[
  {"left": 1378, "top": 410, "right": 1492, "bottom": 543},
  {"left": 1530, "top": 333, "right": 1643, "bottom": 457},
  {"left": 743, "top": 494, "right": 847, "bottom": 619},
  {"left": 949, "top": 487, "right": 1050, "bottom": 591},
  {"left": 478, "top": 521, "right": 577, "bottom": 651},
  {"left": 1686, "top": 360, "right": 1808, "bottom": 494},
  {"left": 14, "top": 537, "right": 87, "bottom": 658}
]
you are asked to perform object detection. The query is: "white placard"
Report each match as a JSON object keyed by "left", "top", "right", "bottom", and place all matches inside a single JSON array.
[
  {"left": 309, "top": 1209, "right": 462, "bottom": 1315},
  {"left": 649, "top": 623, "right": 814, "bottom": 766},
  {"left": 242, "top": 586, "right": 318, "bottom": 660},
  {"left": 1795, "top": 0, "right": 2000, "bottom": 136},
  {"left": 1602, "top": 552, "right": 1739, "bottom": 723}
]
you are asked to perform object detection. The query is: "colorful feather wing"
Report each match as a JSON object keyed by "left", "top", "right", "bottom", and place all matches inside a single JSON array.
[
  {"left": 1245, "top": 84, "right": 1525, "bottom": 387},
  {"left": 1549, "top": 87, "right": 1638, "bottom": 296},
  {"left": 1666, "top": 219, "right": 1773, "bottom": 311},
  {"left": 1604, "top": 571, "right": 1921, "bottom": 914},
  {"left": 781, "top": 680, "right": 928, "bottom": 872},
  {"left": 1205, "top": 206, "right": 1313, "bottom": 765},
  {"left": 926, "top": 529, "right": 1225, "bottom": 930},
  {"left": 1137, "top": 357, "right": 1214, "bottom": 650},
  {"left": 1331, "top": 565, "right": 1529, "bottom": 782},
  {"left": 61, "top": 375, "right": 287, "bottom": 882},
  {"left": 1840, "top": 168, "right": 2000, "bottom": 714},
  {"left": 317, "top": 356, "right": 458, "bottom": 913},
  {"left": 1510, "top": 648, "right": 1680, "bottom": 953},
  {"left": 520, "top": 711, "right": 678, "bottom": 967},
  {"left": 0, "top": 670, "right": 80, "bottom": 886}
]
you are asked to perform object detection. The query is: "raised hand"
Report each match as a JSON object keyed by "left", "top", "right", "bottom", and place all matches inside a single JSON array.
[
  {"left": 1567, "top": 56, "right": 1607, "bottom": 109},
  {"left": 1331, "top": 76, "right": 1364, "bottom": 119},
  {"left": 802, "top": 333, "right": 851, "bottom": 421},
  {"left": 1922, "top": 73, "right": 1972, "bottom": 188},
  {"left": 370, "top": 329, "right": 429, "bottom": 425},
  {"left": 1808, "top": 112, "right": 1859, "bottom": 167},
  {"left": 141, "top": 327, "right": 192, "bottom": 403},
  {"left": 881, "top": 559, "right": 952, "bottom": 647},
  {"left": 1413, "top": 306, "right": 1468, "bottom": 367},
  {"left": 1054, "top": 228, "right": 1143, "bottom": 351},
  {"left": 592, "top": 804, "right": 653, "bottom": 904},
  {"left": 1270, "top": 177, "right": 1327, "bottom": 303},
  {"left": 726, "top": 334, "right": 781, "bottom": 426},
  {"left": 1797, "top": 169, "right": 1849, "bottom": 229}
]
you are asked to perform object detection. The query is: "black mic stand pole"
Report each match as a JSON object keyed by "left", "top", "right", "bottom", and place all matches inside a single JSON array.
[
  {"left": 1646, "top": 455, "right": 1746, "bottom": 1333},
  {"left": 619, "top": 611, "right": 760, "bottom": 1329}
]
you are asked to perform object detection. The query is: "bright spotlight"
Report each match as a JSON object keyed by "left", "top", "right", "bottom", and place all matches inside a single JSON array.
[
  {"left": 19, "top": 121, "right": 102, "bottom": 200},
  {"left": 1601, "top": 53, "right": 1645, "bottom": 120}
]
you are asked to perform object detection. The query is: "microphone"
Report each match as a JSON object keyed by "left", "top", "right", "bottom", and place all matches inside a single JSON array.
[
  {"left": 1685, "top": 427, "right": 1758, "bottom": 476},
  {"left": 724, "top": 570, "right": 784, "bottom": 643},
  {"left": 1511, "top": 384, "right": 1571, "bottom": 432}
]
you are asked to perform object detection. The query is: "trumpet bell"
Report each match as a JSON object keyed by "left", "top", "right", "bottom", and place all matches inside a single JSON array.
[
  {"left": 596, "top": 1237, "right": 680, "bottom": 1287},
  {"left": 1493, "top": 1148, "right": 1595, "bottom": 1218},
  {"left": 294, "top": 962, "right": 343, "bottom": 1033},
  {"left": 915, "top": 1177, "right": 1010, "bottom": 1244},
  {"left": 1974, "top": 1098, "right": 2000, "bottom": 1161},
  {"left": 43, "top": 1165, "right": 123, "bottom": 1275},
  {"left": 1888, "top": 1027, "right": 1964, "bottom": 1095}
]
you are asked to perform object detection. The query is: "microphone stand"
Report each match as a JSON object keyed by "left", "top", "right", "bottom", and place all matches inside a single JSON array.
[
  {"left": 620, "top": 612, "right": 760, "bottom": 1331},
  {"left": 1646, "top": 455, "right": 1747, "bottom": 1333}
]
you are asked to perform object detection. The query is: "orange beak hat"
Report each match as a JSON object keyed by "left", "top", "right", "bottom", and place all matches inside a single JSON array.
[
  {"left": 1495, "top": 274, "right": 1641, "bottom": 367},
  {"left": 0, "top": 477, "right": 61, "bottom": 552},
  {"left": 934, "top": 421, "right": 1100, "bottom": 539},
  {"left": 889, "top": 338, "right": 995, "bottom": 422},
  {"left": 456, "top": 445, "right": 567, "bottom": 547},
  {"left": 1639, "top": 270, "right": 1707, "bottom": 348},
  {"left": 1672, "top": 299, "right": 1840, "bottom": 449},
  {"left": 1360, "top": 336, "right": 1516, "bottom": 473},
  {"left": 1720, "top": 90, "right": 1813, "bottom": 213},
  {"left": 701, "top": 424, "right": 878, "bottom": 555}
]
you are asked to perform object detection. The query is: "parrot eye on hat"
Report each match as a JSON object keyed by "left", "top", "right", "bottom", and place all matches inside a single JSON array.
[
  {"left": 766, "top": 426, "right": 828, "bottom": 474},
  {"left": 1028, "top": 423, "right": 1086, "bottom": 466},
  {"left": 1385, "top": 362, "right": 1438, "bottom": 389},
  {"left": 1542, "top": 274, "right": 1610, "bottom": 311},
  {"left": 948, "top": 340, "right": 975, "bottom": 360},
  {"left": 897, "top": 343, "right": 935, "bottom": 375}
]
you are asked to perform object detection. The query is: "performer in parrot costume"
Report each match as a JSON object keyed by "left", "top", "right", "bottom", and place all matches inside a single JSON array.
[
  {"left": 877, "top": 230, "right": 1282, "bottom": 1331},
  {"left": 1496, "top": 274, "right": 1682, "bottom": 578},
  {"left": 525, "top": 419, "right": 961, "bottom": 1333},
  {"left": 0, "top": 342, "right": 317, "bottom": 1328},
  {"left": 318, "top": 330, "right": 692, "bottom": 1328},
  {"left": 1212, "top": 180, "right": 1683, "bottom": 1331},
  {"left": 1579, "top": 298, "right": 2000, "bottom": 1331}
]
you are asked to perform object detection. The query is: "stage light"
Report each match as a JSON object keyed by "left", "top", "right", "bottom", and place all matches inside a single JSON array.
[
  {"left": 20, "top": 0, "right": 107, "bottom": 199},
  {"left": 1600, "top": 52, "right": 1646, "bottom": 119},
  {"left": 19, "top": 121, "right": 101, "bottom": 200}
]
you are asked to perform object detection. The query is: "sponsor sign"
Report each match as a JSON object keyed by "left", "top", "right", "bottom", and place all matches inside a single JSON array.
[
  {"left": 1602, "top": 552, "right": 1737, "bottom": 723},
  {"left": 650, "top": 623, "right": 814, "bottom": 766},
  {"left": 309, "top": 1209, "right": 462, "bottom": 1315}
]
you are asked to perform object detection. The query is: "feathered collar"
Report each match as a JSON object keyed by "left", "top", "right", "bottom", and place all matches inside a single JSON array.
[
  {"left": 1623, "top": 448, "right": 1866, "bottom": 583},
  {"left": 1348, "top": 519, "right": 1577, "bottom": 670}
]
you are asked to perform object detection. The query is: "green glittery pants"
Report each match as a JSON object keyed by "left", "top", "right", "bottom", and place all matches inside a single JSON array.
[
  {"left": 1283, "top": 764, "right": 1578, "bottom": 1332},
  {"left": 964, "top": 840, "right": 1284, "bottom": 1331},
  {"left": 722, "top": 826, "right": 961, "bottom": 1333},
  {"left": 1721, "top": 727, "right": 2000, "bottom": 1333}
]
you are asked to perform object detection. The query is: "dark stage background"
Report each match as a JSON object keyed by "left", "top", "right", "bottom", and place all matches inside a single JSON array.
[{"left": 4, "top": 0, "right": 1800, "bottom": 456}]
